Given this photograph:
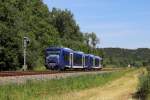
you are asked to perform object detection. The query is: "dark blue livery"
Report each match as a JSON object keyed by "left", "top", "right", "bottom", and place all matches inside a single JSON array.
[{"left": 45, "top": 47, "right": 102, "bottom": 70}]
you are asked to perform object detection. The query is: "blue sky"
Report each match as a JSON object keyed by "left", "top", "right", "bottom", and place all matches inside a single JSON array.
[{"left": 43, "top": 0, "right": 150, "bottom": 49}]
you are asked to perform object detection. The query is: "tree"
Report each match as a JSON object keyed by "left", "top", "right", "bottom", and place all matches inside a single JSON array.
[
  {"left": 50, "top": 8, "right": 83, "bottom": 41},
  {"left": 83, "top": 33, "right": 90, "bottom": 46},
  {"left": 0, "top": 0, "right": 59, "bottom": 70},
  {"left": 89, "top": 32, "right": 100, "bottom": 48}
]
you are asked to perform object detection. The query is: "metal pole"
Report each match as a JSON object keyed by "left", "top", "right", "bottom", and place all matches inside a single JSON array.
[
  {"left": 24, "top": 41, "right": 26, "bottom": 67},
  {"left": 22, "top": 37, "right": 27, "bottom": 71}
]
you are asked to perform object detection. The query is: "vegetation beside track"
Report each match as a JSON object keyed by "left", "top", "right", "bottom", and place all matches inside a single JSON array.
[
  {"left": 0, "top": 68, "right": 135, "bottom": 100},
  {"left": 135, "top": 67, "right": 150, "bottom": 100}
]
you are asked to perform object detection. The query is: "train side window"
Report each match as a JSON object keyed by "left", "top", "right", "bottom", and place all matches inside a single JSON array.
[
  {"left": 90, "top": 58, "right": 93, "bottom": 65},
  {"left": 74, "top": 54, "right": 82, "bottom": 65},
  {"left": 95, "top": 59, "right": 99, "bottom": 66},
  {"left": 63, "top": 51, "right": 69, "bottom": 63},
  {"left": 78, "top": 55, "right": 82, "bottom": 64},
  {"left": 74, "top": 54, "right": 78, "bottom": 65},
  {"left": 85, "top": 57, "right": 88, "bottom": 64}
]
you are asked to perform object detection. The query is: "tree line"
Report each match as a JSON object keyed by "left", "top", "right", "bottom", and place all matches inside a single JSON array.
[{"left": 102, "top": 48, "right": 150, "bottom": 67}]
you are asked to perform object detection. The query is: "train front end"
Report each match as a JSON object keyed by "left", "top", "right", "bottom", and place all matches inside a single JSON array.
[{"left": 45, "top": 48, "right": 61, "bottom": 70}]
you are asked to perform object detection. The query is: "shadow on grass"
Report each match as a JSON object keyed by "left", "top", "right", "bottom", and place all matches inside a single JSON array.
[{"left": 132, "top": 91, "right": 146, "bottom": 100}]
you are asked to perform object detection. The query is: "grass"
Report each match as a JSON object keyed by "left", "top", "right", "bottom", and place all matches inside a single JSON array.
[
  {"left": 32, "top": 65, "right": 47, "bottom": 71},
  {"left": 0, "top": 69, "right": 134, "bottom": 100},
  {"left": 136, "top": 67, "right": 150, "bottom": 100}
]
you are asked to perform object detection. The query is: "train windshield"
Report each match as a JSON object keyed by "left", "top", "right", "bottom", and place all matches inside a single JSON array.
[{"left": 46, "top": 50, "right": 60, "bottom": 57}]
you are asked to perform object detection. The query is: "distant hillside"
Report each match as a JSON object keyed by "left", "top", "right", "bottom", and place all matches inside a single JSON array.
[{"left": 102, "top": 48, "right": 150, "bottom": 67}]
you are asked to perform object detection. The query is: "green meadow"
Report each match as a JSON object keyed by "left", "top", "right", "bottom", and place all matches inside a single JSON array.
[{"left": 0, "top": 69, "right": 134, "bottom": 100}]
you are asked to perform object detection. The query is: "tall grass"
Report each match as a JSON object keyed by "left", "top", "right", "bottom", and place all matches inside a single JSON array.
[
  {"left": 0, "top": 69, "right": 133, "bottom": 100},
  {"left": 136, "top": 67, "right": 150, "bottom": 100}
]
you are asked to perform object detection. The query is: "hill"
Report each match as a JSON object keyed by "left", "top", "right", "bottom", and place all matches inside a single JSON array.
[{"left": 103, "top": 48, "right": 150, "bottom": 67}]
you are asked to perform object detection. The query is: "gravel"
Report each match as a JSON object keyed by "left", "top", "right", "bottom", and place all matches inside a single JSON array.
[{"left": 0, "top": 71, "right": 111, "bottom": 85}]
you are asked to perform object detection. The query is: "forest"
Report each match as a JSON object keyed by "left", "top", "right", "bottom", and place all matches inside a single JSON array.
[
  {"left": 103, "top": 48, "right": 150, "bottom": 67},
  {"left": 0, "top": 0, "right": 102, "bottom": 70},
  {"left": 0, "top": 0, "right": 150, "bottom": 70}
]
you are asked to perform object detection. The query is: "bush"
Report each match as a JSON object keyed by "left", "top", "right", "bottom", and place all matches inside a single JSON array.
[{"left": 136, "top": 67, "right": 150, "bottom": 100}]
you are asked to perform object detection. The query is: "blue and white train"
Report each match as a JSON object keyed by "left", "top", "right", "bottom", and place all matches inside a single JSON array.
[{"left": 45, "top": 47, "right": 102, "bottom": 70}]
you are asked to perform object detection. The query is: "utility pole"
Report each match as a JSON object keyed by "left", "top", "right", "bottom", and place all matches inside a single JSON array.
[{"left": 22, "top": 37, "right": 30, "bottom": 71}]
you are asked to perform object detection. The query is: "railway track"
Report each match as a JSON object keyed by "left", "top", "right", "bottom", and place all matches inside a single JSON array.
[
  {"left": 0, "top": 68, "right": 122, "bottom": 77},
  {"left": 0, "top": 71, "right": 59, "bottom": 77},
  {"left": 0, "top": 68, "right": 123, "bottom": 85}
]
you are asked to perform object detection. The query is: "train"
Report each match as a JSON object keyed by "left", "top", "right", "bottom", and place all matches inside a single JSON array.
[{"left": 45, "top": 47, "right": 102, "bottom": 70}]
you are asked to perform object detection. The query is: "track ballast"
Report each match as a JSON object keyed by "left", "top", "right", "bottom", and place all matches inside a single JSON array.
[{"left": 0, "top": 68, "right": 121, "bottom": 77}]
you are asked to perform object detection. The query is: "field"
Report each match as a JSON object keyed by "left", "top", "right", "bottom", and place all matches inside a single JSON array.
[
  {"left": 0, "top": 69, "right": 137, "bottom": 100},
  {"left": 53, "top": 68, "right": 142, "bottom": 100}
]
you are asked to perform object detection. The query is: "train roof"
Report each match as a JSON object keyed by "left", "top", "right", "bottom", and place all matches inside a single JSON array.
[
  {"left": 63, "top": 47, "right": 73, "bottom": 51},
  {"left": 73, "top": 51, "right": 84, "bottom": 55},
  {"left": 95, "top": 56, "right": 103, "bottom": 60},
  {"left": 46, "top": 47, "right": 73, "bottom": 51},
  {"left": 85, "top": 54, "right": 95, "bottom": 57},
  {"left": 95, "top": 56, "right": 100, "bottom": 58},
  {"left": 74, "top": 51, "right": 84, "bottom": 54}
]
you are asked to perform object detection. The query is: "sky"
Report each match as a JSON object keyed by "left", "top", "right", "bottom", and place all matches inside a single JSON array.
[{"left": 43, "top": 0, "right": 150, "bottom": 49}]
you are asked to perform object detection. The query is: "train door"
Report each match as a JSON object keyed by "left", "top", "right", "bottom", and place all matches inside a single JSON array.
[
  {"left": 93, "top": 58, "right": 95, "bottom": 67},
  {"left": 70, "top": 53, "right": 73, "bottom": 68},
  {"left": 83, "top": 56, "right": 85, "bottom": 68}
]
